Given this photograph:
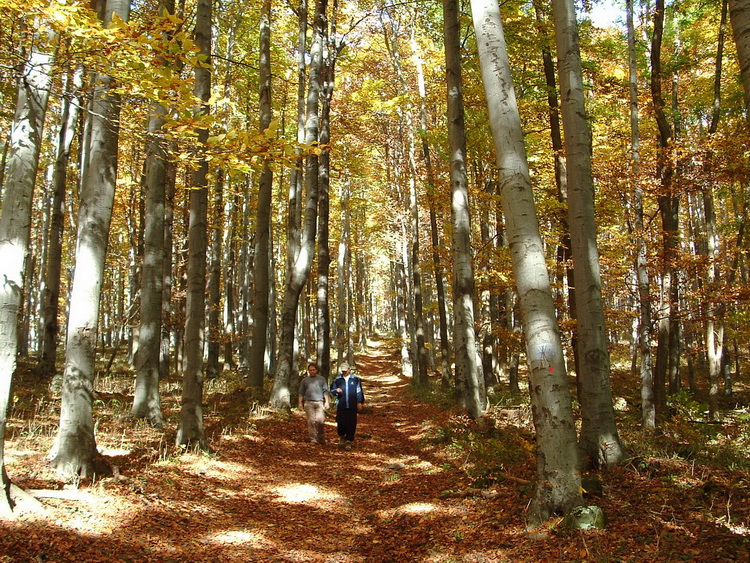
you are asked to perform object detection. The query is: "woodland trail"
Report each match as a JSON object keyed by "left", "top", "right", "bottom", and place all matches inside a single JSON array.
[
  {"left": 4, "top": 339, "right": 748, "bottom": 562},
  {"left": 2, "top": 339, "right": 528, "bottom": 562}
]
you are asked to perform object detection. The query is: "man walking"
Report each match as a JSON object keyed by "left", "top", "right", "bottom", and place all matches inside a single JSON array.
[
  {"left": 298, "top": 362, "right": 330, "bottom": 444},
  {"left": 330, "top": 362, "right": 365, "bottom": 450}
]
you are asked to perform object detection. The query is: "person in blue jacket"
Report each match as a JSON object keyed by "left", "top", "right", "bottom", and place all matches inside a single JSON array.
[{"left": 330, "top": 362, "right": 365, "bottom": 450}]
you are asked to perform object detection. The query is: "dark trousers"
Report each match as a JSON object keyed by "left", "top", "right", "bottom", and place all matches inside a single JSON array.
[{"left": 336, "top": 408, "right": 358, "bottom": 441}]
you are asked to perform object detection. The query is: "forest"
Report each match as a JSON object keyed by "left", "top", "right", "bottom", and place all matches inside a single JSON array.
[{"left": 0, "top": 0, "right": 749, "bottom": 560}]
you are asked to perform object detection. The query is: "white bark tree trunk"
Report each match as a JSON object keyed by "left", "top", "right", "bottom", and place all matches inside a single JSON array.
[
  {"left": 51, "top": 0, "right": 130, "bottom": 478},
  {"left": 0, "top": 21, "right": 55, "bottom": 513},
  {"left": 470, "top": 0, "right": 582, "bottom": 523},
  {"left": 550, "top": 0, "right": 625, "bottom": 467}
]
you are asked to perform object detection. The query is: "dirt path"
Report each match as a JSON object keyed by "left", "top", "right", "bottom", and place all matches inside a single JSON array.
[
  {"left": 204, "top": 339, "right": 484, "bottom": 562},
  {"left": 3, "top": 340, "right": 522, "bottom": 563},
  {"left": 5, "top": 340, "right": 749, "bottom": 562}
]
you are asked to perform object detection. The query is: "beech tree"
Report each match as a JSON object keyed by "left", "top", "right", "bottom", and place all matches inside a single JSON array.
[
  {"left": 51, "top": 0, "right": 130, "bottom": 477},
  {"left": 176, "top": 0, "right": 212, "bottom": 449},
  {"left": 131, "top": 0, "right": 175, "bottom": 428},
  {"left": 0, "top": 13, "right": 56, "bottom": 511},
  {"left": 551, "top": 0, "right": 625, "bottom": 467},
  {"left": 626, "top": 0, "right": 655, "bottom": 429},
  {"left": 470, "top": 0, "right": 582, "bottom": 523},
  {"left": 248, "top": 0, "right": 274, "bottom": 394},
  {"left": 269, "top": 0, "right": 326, "bottom": 408},
  {"left": 730, "top": 0, "right": 750, "bottom": 122},
  {"left": 443, "top": 0, "right": 483, "bottom": 418}
]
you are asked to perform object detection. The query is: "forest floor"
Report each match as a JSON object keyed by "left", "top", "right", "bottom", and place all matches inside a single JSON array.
[{"left": 1, "top": 338, "right": 750, "bottom": 562}]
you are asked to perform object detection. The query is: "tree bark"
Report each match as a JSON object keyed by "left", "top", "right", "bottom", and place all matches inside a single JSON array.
[
  {"left": 551, "top": 0, "right": 625, "bottom": 467},
  {"left": 0, "top": 20, "right": 55, "bottom": 513},
  {"left": 176, "top": 0, "right": 211, "bottom": 449},
  {"left": 52, "top": 0, "right": 130, "bottom": 478},
  {"left": 626, "top": 0, "right": 655, "bottom": 429},
  {"left": 248, "top": 0, "right": 274, "bottom": 393},
  {"left": 651, "top": 0, "right": 680, "bottom": 410},
  {"left": 132, "top": 0, "right": 175, "bottom": 428},
  {"left": 470, "top": 0, "right": 582, "bottom": 523},
  {"left": 39, "top": 64, "right": 82, "bottom": 378},
  {"left": 730, "top": 0, "right": 750, "bottom": 124},
  {"left": 269, "top": 0, "right": 326, "bottom": 408},
  {"left": 444, "top": 0, "right": 483, "bottom": 419}
]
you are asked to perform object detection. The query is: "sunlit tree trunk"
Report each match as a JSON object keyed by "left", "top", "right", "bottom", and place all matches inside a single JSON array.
[
  {"left": 336, "top": 181, "right": 351, "bottom": 367},
  {"left": 470, "top": 0, "right": 581, "bottom": 523},
  {"left": 39, "top": 63, "right": 82, "bottom": 378},
  {"left": 132, "top": 0, "right": 175, "bottom": 427},
  {"left": 532, "top": 0, "right": 578, "bottom": 380},
  {"left": 414, "top": 47, "right": 452, "bottom": 385},
  {"left": 51, "top": 0, "right": 130, "bottom": 478},
  {"left": 627, "top": 0, "right": 655, "bottom": 429},
  {"left": 176, "top": 0, "right": 211, "bottom": 449},
  {"left": 705, "top": 0, "right": 729, "bottom": 419},
  {"left": 0, "top": 20, "right": 55, "bottom": 512},
  {"left": 444, "top": 0, "right": 483, "bottom": 419},
  {"left": 269, "top": 0, "right": 326, "bottom": 408},
  {"left": 551, "top": 0, "right": 625, "bottom": 467},
  {"left": 248, "top": 0, "right": 274, "bottom": 394},
  {"left": 317, "top": 0, "right": 340, "bottom": 381}
]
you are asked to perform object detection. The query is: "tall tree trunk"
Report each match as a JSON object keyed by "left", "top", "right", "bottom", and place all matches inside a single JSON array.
[
  {"left": 532, "top": 0, "right": 578, "bottom": 380},
  {"left": 206, "top": 172, "right": 223, "bottom": 378},
  {"left": 551, "top": 0, "right": 625, "bottom": 468},
  {"left": 248, "top": 0, "right": 274, "bottom": 393},
  {"left": 269, "top": 0, "right": 326, "bottom": 408},
  {"left": 0, "top": 20, "right": 55, "bottom": 513},
  {"left": 223, "top": 192, "right": 236, "bottom": 370},
  {"left": 444, "top": 0, "right": 483, "bottom": 419},
  {"left": 51, "top": 0, "right": 130, "bottom": 478},
  {"left": 627, "top": 0, "right": 655, "bottom": 429},
  {"left": 337, "top": 181, "right": 351, "bottom": 368},
  {"left": 705, "top": 0, "right": 729, "bottom": 419},
  {"left": 470, "top": 0, "right": 582, "bottom": 523},
  {"left": 132, "top": 0, "right": 175, "bottom": 427},
  {"left": 317, "top": 0, "right": 339, "bottom": 381},
  {"left": 415, "top": 52, "right": 452, "bottom": 385},
  {"left": 176, "top": 0, "right": 211, "bottom": 449},
  {"left": 39, "top": 64, "right": 83, "bottom": 377},
  {"left": 651, "top": 0, "right": 680, "bottom": 410},
  {"left": 160, "top": 160, "right": 176, "bottom": 380}
]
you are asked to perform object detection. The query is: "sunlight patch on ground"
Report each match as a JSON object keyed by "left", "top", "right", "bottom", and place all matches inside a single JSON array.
[
  {"left": 98, "top": 447, "right": 131, "bottom": 456},
  {"left": 272, "top": 482, "right": 340, "bottom": 504},
  {"left": 375, "top": 373, "right": 405, "bottom": 385},
  {"left": 205, "top": 528, "right": 264, "bottom": 545},
  {"left": 377, "top": 501, "right": 463, "bottom": 520},
  {"left": 158, "top": 454, "right": 253, "bottom": 479}
]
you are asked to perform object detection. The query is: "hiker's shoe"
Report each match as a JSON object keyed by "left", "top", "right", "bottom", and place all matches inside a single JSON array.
[
  {"left": 344, "top": 442, "right": 353, "bottom": 451},
  {"left": 338, "top": 437, "right": 346, "bottom": 448}
]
